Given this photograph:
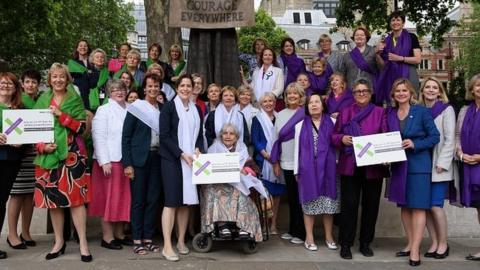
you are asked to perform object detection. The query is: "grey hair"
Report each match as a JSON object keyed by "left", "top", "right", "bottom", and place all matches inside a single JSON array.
[
  {"left": 237, "top": 84, "right": 256, "bottom": 103},
  {"left": 88, "top": 48, "right": 107, "bottom": 66},
  {"left": 107, "top": 78, "right": 127, "bottom": 97},
  {"left": 258, "top": 92, "right": 277, "bottom": 105},
  {"left": 220, "top": 123, "right": 240, "bottom": 140}
]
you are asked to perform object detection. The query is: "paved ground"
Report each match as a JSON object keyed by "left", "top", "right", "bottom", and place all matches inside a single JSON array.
[{"left": 1, "top": 234, "right": 479, "bottom": 270}]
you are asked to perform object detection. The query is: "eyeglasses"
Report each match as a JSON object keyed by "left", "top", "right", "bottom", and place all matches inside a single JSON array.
[
  {"left": 110, "top": 89, "right": 127, "bottom": 93},
  {"left": 353, "top": 89, "right": 371, "bottom": 95}
]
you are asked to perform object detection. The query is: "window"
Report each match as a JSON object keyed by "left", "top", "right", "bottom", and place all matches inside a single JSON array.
[
  {"left": 437, "top": 59, "right": 444, "bottom": 70},
  {"left": 305, "top": 13, "right": 312, "bottom": 24},
  {"left": 313, "top": 1, "right": 339, "bottom": 18},
  {"left": 293, "top": 12, "right": 300, "bottom": 24},
  {"left": 419, "top": 59, "right": 430, "bottom": 70}
]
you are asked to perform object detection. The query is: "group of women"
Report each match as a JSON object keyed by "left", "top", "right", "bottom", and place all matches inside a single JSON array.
[{"left": 0, "top": 10, "right": 479, "bottom": 267}]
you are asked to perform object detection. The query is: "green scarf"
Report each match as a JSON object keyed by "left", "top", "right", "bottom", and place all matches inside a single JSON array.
[
  {"left": 21, "top": 92, "right": 36, "bottom": 109},
  {"left": 0, "top": 103, "right": 8, "bottom": 131},
  {"left": 113, "top": 64, "right": 128, "bottom": 79},
  {"left": 173, "top": 60, "right": 186, "bottom": 76},
  {"left": 146, "top": 58, "right": 156, "bottom": 68},
  {"left": 34, "top": 85, "right": 86, "bottom": 169},
  {"left": 67, "top": 59, "right": 88, "bottom": 74},
  {"left": 88, "top": 68, "right": 110, "bottom": 110}
]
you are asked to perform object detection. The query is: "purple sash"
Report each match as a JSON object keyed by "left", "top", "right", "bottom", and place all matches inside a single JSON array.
[
  {"left": 326, "top": 89, "right": 354, "bottom": 114},
  {"left": 307, "top": 70, "right": 331, "bottom": 96},
  {"left": 269, "top": 109, "right": 305, "bottom": 163},
  {"left": 350, "top": 47, "right": 376, "bottom": 75},
  {"left": 460, "top": 103, "right": 480, "bottom": 206},
  {"left": 297, "top": 114, "right": 337, "bottom": 202},
  {"left": 281, "top": 53, "right": 306, "bottom": 88},
  {"left": 318, "top": 52, "right": 334, "bottom": 74},
  {"left": 375, "top": 29, "right": 412, "bottom": 105},
  {"left": 387, "top": 107, "right": 408, "bottom": 205},
  {"left": 429, "top": 101, "right": 450, "bottom": 119},
  {"left": 342, "top": 103, "right": 375, "bottom": 154}
]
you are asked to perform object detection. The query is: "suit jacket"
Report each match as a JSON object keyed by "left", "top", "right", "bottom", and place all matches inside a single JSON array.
[
  {"left": 398, "top": 105, "right": 440, "bottom": 174},
  {"left": 431, "top": 105, "right": 456, "bottom": 182},
  {"left": 121, "top": 103, "right": 162, "bottom": 168},
  {"left": 251, "top": 116, "right": 268, "bottom": 169},
  {"left": 158, "top": 101, "right": 204, "bottom": 162}
]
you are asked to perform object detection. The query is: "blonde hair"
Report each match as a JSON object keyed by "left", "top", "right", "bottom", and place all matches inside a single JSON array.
[
  {"left": 147, "top": 63, "right": 164, "bottom": 79},
  {"left": 126, "top": 49, "right": 141, "bottom": 61},
  {"left": 390, "top": 78, "right": 418, "bottom": 107},
  {"left": 47, "top": 63, "right": 72, "bottom": 88},
  {"left": 284, "top": 82, "right": 306, "bottom": 108},
  {"left": 207, "top": 83, "right": 221, "bottom": 94},
  {"left": 317, "top": 34, "right": 332, "bottom": 45},
  {"left": 192, "top": 73, "right": 204, "bottom": 94},
  {"left": 168, "top": 44, "right": 184, "bottom": 62},
  {"left": 327, "top": 72, "right": 347, "bottom": 96},
  {"left": 311, "top": 58, "right": 327, "bottom": 70},
  {"left": 466, "top": 74, "right": 480, "bottom": 101},
  {"left": 418, "top": 77, "right": 449, "bottom": 105},
  {"left": 88, "top": 48, "right": 107, "bottom": 66},
  {"left": 237, "top": 84, "right": 255, "bottom": 103},
  {"left": 221, "top": 85, "right": 237, "bottom": 102}
]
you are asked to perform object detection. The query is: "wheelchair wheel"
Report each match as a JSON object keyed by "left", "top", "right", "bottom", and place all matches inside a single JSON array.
[
  {"left": 192, "top": 233, "right": 213, "bottom": 253},
  {"left": 242, "top": 240, "right": 258, "bottom": 254}
]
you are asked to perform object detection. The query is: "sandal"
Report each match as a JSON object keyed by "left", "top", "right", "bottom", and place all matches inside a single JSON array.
[
  {"left": 133, "top": 244, "right": 148, "bottom": 255},
  {"left": 144, "top": 242, "right": 160, "bottom": 253}
]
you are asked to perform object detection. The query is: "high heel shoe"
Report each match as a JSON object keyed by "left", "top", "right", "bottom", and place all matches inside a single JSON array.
[
  {"left": 20, "top": 234, "right": 36, "bottom": 247},
  {"left": 7, "top": 238, "right": 27, "bottom": 249},
  {"left": 45, "top": 242, "right": 66, "bottom": 260},
  {"left": 81, "top": 253, "right": 93, "bottom": 262},
  {"left": 409, "top": 259, "right": 421, "bottom": 266},
  {"left": 435, "top": 246, "right": 449, "bottom": 259}
]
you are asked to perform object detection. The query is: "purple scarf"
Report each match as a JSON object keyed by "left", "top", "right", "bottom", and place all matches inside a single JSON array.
[
  {"left": 326, "top": 89, "right": 354, "bottom": 114},
  {"left": 342, "top": 103, "right": 375, "bottom": 154},
  {"left": 318, "top": 52, "right": 335, "bottom": 75},
  {"left": 307, "top": 70, "right": 332, "bottom": 96},
  {"left": 350, "top": 47, "right": 376, "bottom": 75},
  {"left": 460, "top": 102, "right": 480, "bottom": 206},
  {"left": 281, "top": 53, "right": 306, "bottom": 88},
  {"left": 297, "top": 114, "right": 337, "bottom": 202},
  {"left": 429, "top": 101, "right": 449, "bottom": 119},
  {"left": 269, "top": 108, "right": 305, "bottom": 163},
  {"left": 375, "top": 29, "right": 412, "bottom": 105},
  {"left": 387, "top": 107, "right": 408, "bottom": 205}
]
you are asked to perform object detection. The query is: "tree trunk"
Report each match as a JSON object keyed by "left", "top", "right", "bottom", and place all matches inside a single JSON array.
[{"left": 144, "top": 0, "right": 182, "bottom": 61}]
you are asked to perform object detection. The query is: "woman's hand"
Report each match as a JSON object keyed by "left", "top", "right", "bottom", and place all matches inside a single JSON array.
[
  {"left": 261, "top": 150, "right": 270, "bottom": 160},
  {"left": 402, "top": 139, "right": 414, "bottom": 149},
  {"left": 273, "top": 162, "right": 281, "bottom": 177},
  {"left": 241, "top": 168, "right": 248, "bottom": 175},
  {"left": 0, "top": 133, "right": 7, "bottom": 145},
  {"left": 124, "top": 166, "right": 134, "bottom": 179},
  {"left": 463, "top": 154, "right": 479, "bottom": 165},
  {"left": 388, "top": 53, "right": 403, "bottom": 62},
  {"left": 49, "top": 105, "right": 62, "bottom": 117},
  {"left": 435, "top": 165, "right": 446, "bottom": 174},
  {"left": 43, "top": 143, "right": 57, "bottom": 153},
  {"left": 181, "top": 152, "right": 194, "bottom": 167},
  {"left": 330, "top": 112, "right": 339, "bottom": 119},
  {"left": 341, "top": 135, "right": 353, "bottom": 146},
  {"left": 194, "top": 148, "right": 201, "bottom": 159},
  {"left": 102, "top": 163, "right": 112, "bottom": 176},
  {"left": 376, "top": 42, "right": 385, "bottom": 54}
]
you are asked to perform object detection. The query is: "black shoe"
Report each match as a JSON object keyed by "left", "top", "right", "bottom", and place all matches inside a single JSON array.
[
  {"left": 101, "top": 239, "right": 122, "bottom": 250},
  {"left": 435, "top": 246, "right": 449, "bottom": 259},
  {"left": 424, "top": 251, "right": 437, "bottom": 258},
  {"left": 20, "top": 234, "right": 36, "bottom": 247},
  {"left": 409, "top": 259, "right": 421, "bottom": 266},
  {"left": 114, "top": 237, "right": 133, "bottom": 246},
  {"left": 45, "top": 242, "right": 66, "bottom": 260},
  {"left": 81, "top": 254, "right": 93, "bottom": 262},
  {"left": 359, "top": 243, "right": 374, "bottom": 257},
  {"left": 396, "top": 250, "right": 411, "bottom": 257},
  {"left": 7, "top": 238, "right": 27, "bottom": 249},
  {"left": 466, "top": 254, "right": 480, "bottom": 261},
  {"left": 0, "top": 250, "right": 7, "bottom": 259},
  {"left": 340, "top": 245, "right": 352, "bottom": 259}
]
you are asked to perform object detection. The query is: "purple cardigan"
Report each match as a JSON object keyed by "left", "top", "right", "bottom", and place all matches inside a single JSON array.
[{"left": 332, "top": 104, "right": 389, "bottom": 179}]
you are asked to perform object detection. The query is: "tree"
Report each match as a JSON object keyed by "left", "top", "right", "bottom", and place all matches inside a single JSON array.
[
  {"left": 0, "top": 0, "right": 135, "bottom": 74},
  {"left": 454, "top": 3, "right": 480, "bottom": 79},
  {"left": 237, "top": 8, "right": 288, "bottom": 54},
  {"left": 144, "top": 0, "right": 182, "bottom": 60},
  {"left": 335, "top": 0, "right": 479, "bottom": 48}
]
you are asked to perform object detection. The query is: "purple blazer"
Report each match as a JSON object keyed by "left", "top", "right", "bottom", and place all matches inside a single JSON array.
[{"left": 332, "top": 104, "right": 389, "bottom": 179}]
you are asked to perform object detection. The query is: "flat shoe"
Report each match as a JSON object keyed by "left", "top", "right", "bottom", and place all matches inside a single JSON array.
[
  {"left": 466, "top": 254, "right": 480, "bottom": 261},
  {"left": 20, "top": 234, "right": 36, "bottom": 247},
  {"left": 304, "top": 242, "right": 318, "bottom": 251},
  {"left": 162, "top": 250, "right": 179, "bottom": 262},
  {"left": 290, "top": 237, "right": 304, "bottom": 245},
  {"left": 424, "top": 251, "right": 437, "bottom": 258},
  {"left": 176, "top": 245, "right": 190, "bottom": 255},
  {"left": 325, "top": 241, "right": 338, "bottom": 250},
  {"left": 280, "top": 233, "right": 292, "bottom": 240},
  {"left": 396, "top": 250, "right": 411, "bottom": 257}
]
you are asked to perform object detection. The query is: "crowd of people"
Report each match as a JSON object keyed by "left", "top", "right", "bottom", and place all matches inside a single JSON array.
[{"left": 0, "top": 11, "right": 479, "bottom": 267}]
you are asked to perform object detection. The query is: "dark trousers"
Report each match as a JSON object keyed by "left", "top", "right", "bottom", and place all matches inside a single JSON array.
[
  {"left": 0, "top": 160, "right": 22, "bottom": 233},
  {"left": 339, "top": 168, "right": 383, "bottom": 247},
  {"left": 284, "top": 169, "right": 306, "bottom": 240},
  {"left": 131, "top": 152, "right": 162, "bottom": 240}
]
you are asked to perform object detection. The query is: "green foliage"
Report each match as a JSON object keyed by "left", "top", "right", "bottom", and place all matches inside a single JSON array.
[
  {"left": 453, "top": 3, "right": 480, "bottom": 79},
  {"left": 0, "top": 0, "right": 135, "bottom": 74},
  {"left": 335, "top": 0, "right": 470, "bottom": 48},
  {"left": 448, "top": 74, "right": 467, "bottom": 111},
  {"left": 237, "top": 8, "right": 288, "bottom": 54}
]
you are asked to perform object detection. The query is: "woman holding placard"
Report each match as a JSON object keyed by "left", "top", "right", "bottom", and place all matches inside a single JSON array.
[{"left": 332, "top": 79, "right": 388, "bottom": 259}]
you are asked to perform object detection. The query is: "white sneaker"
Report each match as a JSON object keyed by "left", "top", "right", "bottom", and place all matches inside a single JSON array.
[
  {"left": 304, "top": 242, "right": 318, "bottom": 251},
  {"left": 290, "top": 237, "right": 304, "bottom": 245},
  {"left": 325, "top": 241, "right": 338, "bottom": 250},
  {"left": 280, "top": 233, "right": 293, "bottom": 240}
]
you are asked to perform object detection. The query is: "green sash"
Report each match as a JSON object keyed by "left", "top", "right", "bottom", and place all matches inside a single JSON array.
[
  {"left": 146, "top": 58, "right": 156, "bottom": 68},
  {"left": 88, "top": 68, "right": 110, "bottom": 110},
  {"left": 67, "top": 59, "right": 88, "bottom": 74},
  {"left": 173, "top": 60, "right": 186, "bottom": 76},
  {"left": 34, "top": 85, "right": 86, "bottom": 169},
  {"left": 113, "top": 64, "right": 128, "bottom": 79},
  {"left": 0, "top": 103, "right": 8, "bottom": 131},
  {"left": 21, "top": 92, "right": 36, "bottom": 109}
]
